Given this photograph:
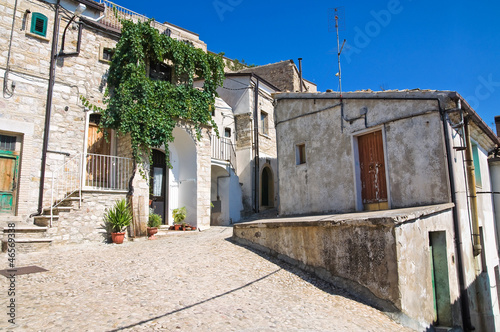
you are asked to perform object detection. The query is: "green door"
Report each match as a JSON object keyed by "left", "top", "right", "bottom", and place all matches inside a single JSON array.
[{"left": 0, "top": 151, "right": 19, "bottom": 214}]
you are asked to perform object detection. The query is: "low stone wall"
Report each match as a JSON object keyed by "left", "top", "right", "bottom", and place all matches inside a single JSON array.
[
  {"left": 46, "top": 191, "right": 128, "bottom": 245},
  {"left": 233, "top": 204, "right": 457, "bottom": 331}
]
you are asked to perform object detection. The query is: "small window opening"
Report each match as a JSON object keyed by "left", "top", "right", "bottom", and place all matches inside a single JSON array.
[
  {"left": 149, "top": 62, "right": 172, "bottom": 82},
  {"left": 224, "top": 128, "right": 231, "bottom": 138},
  {"left": 296, "top": 143, "right": 306, "bottom": 165},
  {"left": 102, "top": 48, "right": 114, "bottom": 61},
  {"left": 0, "top": 135, "right": 17, "bottom": 151},
  {"left": 30, "top": 13, "right": 48, "bottom": 37},
  {"left": 89, "top": 113, "right": 102, "bottom": 126},
  {"left": 260, "top": 111, "right": 269, "bottom": 135}
]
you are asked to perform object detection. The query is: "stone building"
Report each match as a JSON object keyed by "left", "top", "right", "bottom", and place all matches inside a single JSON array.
[
  {"left": 234, "top": 90, "right": 500, "bottom": 331},
  {"left": 0, "top": 0, "right": 212, "bottom": 248}
]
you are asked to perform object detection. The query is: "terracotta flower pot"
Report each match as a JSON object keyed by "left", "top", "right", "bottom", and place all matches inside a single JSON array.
[
  {"left": 111, "top": 232, "right": 126, "bottom": 244},
  {"left": 174, "top": 224, "right": 181, "bottom": 231},
  {"left": 147, "top": 227, "right": 158, "bottom": 240}
]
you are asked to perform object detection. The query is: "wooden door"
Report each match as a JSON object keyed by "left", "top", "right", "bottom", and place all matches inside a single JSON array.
[
  {"left": 86, "top": 114, "right": 111, "bottom": 187},
  {"left": 0, "top": 152, "right": 19, "bottom": 214},
  {"left": 358, "top": 131, "right": 388, "bottom": 211}
]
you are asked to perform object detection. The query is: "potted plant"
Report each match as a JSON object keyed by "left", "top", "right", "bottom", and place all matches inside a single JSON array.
[
  {"left": 147, "top": 210, "right": 162, "bottom": 239},
  {"left": 104, "top": 199, "right": 132, "bottom": 244},
  {"left": 172, "top": 207, "right": 186, "bottom": 231}
]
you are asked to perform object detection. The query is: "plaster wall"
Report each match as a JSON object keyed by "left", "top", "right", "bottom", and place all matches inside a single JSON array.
[{"left": 274, "top": 96, "right": 450, "bottom": 216}]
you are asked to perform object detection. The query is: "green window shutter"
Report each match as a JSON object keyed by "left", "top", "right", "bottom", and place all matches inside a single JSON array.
[{"left": 31, "top": 13, "right": 48, "bottom": 37}]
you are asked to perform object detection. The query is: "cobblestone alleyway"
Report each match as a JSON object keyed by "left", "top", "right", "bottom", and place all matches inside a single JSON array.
[{"left": 0, "top": 227, "right": 413, "bottom": 331}]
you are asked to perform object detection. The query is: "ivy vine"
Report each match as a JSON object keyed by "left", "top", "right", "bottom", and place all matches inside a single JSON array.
[{"left": 82, "top": 19, "right": 225, "bottom": 169}]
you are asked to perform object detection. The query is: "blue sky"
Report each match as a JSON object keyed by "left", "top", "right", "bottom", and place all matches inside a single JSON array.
[{"left": 114, "top": 0, "right": 500, "bottom": 130}]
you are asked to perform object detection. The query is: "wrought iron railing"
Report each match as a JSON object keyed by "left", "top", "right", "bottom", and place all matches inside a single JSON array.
[
  {"left": 211, "top": 136, "right": 237, "bottom": 172},
  {"left": 84, "top": 153, "right": 133, "bottom": 191},
  {"left": 97, "top": 0, "right": 167, "bottom": 32},
  {"left": 46, "top": 153, "right": 133, "bottom": 226}
]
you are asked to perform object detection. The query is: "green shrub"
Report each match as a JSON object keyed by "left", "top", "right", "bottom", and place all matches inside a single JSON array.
[
  {"left": 104, "top": 199, "right": 132, "bottom": 233},
  {"left": 172, "top": 207, "right": 187, "bottom": 225},
  {"left": 148, "top": 213, "right": 162, "bottom": 228}
]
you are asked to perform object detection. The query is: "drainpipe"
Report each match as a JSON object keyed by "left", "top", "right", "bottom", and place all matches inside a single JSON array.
[
  {"left": 35, "top": 0, "right": 61, "bottom": 216},
  {"left": 441, "top": 106, "right": 475, "bottom": 332},
  {"left": 253, "top": 77, "right": 260, "bottom": 213},
  {"left": 464, "top": 116, "right": 482, "bottom": 257}
]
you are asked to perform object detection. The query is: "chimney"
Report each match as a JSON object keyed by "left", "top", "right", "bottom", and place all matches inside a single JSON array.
[{"left": 495, "top": 116, "right": 500, "bottom": 136}]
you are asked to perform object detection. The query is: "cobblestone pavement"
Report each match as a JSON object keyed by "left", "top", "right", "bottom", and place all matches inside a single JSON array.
[{"left": 0, "top": 226, "right": 414, "bottom": 331}]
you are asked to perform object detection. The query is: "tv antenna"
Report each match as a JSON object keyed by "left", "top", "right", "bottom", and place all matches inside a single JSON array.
[
  {"left": 328, "top": 7, "right": 346, "bottom": 95},
  {"left": 329, "top": 7, "right": 347, "bottom": 132}
]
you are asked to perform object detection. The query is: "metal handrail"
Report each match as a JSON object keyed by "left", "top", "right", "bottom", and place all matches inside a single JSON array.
[
  {"left": 97, "top": 0, "right": 167, "bottom": 32},
  {"left": 48, "top": 153, "right": 82, "bottom": 226}
]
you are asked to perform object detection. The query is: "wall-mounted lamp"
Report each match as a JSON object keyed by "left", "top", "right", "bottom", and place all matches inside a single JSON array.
[{"left": 59, "top": 4, "right": 86, "bottom": 58}]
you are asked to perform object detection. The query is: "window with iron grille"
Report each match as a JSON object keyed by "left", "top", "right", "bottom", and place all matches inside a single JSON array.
[
  {"left": 0, "top": 135, "right": 16, "bottom": 151},
  {"left": 30, "top": 13, "right": 48, "bottom": 37}
]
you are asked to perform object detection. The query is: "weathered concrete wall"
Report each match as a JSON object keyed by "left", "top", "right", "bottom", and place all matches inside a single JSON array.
[
  {"left": 233, "top": 204, "right": 460, "bottom": 330},
  {"left": 274, "top": 93, "right": 451, "bottom": 216}
]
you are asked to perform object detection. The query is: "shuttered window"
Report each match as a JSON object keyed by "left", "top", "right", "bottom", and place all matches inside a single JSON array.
[{"left": 30, "top": 13, "right": 48, "bottom": 37}]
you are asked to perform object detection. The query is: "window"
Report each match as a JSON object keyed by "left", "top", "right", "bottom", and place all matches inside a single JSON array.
[
  {"left": 260, "top": 111, "right": 269, "bottom": 135},
  {"left": 149, "top": 62, "right": 172, "bottom": 82},
  {"left": 472, "top": 142, "right": 482, "bottom": 187},
  {"left": 30, "top": 13, "right": 48, "bottom": 37},
  {"left": 0, "top": 135, "right": 16, "bottom": 151},
  {"left": 102, "top": 48, "right": 114, "bottom": 61},
  {"left": 295, "top": 143, "right": 306, "bottom": 165},
  {"left": 224, "top": 128, "right": 231, "bottom": 138}
]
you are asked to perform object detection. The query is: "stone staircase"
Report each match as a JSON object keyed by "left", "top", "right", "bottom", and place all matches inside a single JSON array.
[{"left": 1, "top": 195, "right": 82, "bottom": 253}]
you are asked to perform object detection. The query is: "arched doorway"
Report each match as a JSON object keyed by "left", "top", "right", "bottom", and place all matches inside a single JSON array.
[
  {"left": 150, "top": 149, "right": 167, "bottom": 224},
  {"left": 261, "top": 166, "right": 274, "bottom": 208}
]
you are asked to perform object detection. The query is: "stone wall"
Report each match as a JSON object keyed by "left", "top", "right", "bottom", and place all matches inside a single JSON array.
[
  {"left": 46, "top": 190, "right": 128, "bottom": 244},
  {"left": 233, "top": 204, "right": 460, "bottom": 331}
]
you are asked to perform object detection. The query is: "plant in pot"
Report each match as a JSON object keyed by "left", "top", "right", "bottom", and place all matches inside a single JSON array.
[
  {"left": 172, "top": 207, "right": 187, "bottom": 231},
  {"left": 148, "top": 210, "right": 162, "bottom": 240},
  {"left": 104, "top": 199, "right": 132, "bottom": 244}
]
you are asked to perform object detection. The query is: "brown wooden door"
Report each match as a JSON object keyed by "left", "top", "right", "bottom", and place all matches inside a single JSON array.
[
  {"left": 86, "top": 115, "right": 111, "bottom": 187},
  {"left": 358, "top": 131, "right": 388, "bottom": 210}
]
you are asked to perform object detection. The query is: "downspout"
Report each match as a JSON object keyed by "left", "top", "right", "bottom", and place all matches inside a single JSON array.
[
  {"left": 34, "top": 0, "right": 61, "bottom": 216},
  {"left": 253, "top": 77, "right": 260, "bottom": 213},
  {"left": 464, "top": 116, "right": 482, "bottom": 257},
  {"left": 440, "top": 101, "right": 475, "bottom": 331}
]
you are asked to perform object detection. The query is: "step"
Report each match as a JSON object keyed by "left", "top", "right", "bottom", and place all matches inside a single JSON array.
[
  {"left": 1, "top": 238, "right": 53, "bottom": 253},
  {"left": 33, "top": 215, "right": 59, "bottom": 227},
  {"left": 53, "top": 196, "right": 83, "bottom": 207},
  {"left": 43, "top": 206, "right": 73, "bottom": 215},
  {"left": 2, "top": 226, "right": 48, "bottom": 240}
]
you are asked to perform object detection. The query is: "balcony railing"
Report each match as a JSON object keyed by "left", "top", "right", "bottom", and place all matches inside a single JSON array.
[
  {"left": 84, "top": 153, "right": 133, "bottom": 191},
  {"left": 98, "top": 0, "right": 168, "bottom": 32},
  {"left": 46, "top": 153, "right": 133, "bottom": 225},
  {"left": 211, "top": 136, "right": 237, "bottom": 172}
]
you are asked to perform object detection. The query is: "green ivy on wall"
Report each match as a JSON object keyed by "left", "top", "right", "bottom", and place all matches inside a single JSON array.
[{"left": 81, "top": 19, "right": 224, "bottom": 168}]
